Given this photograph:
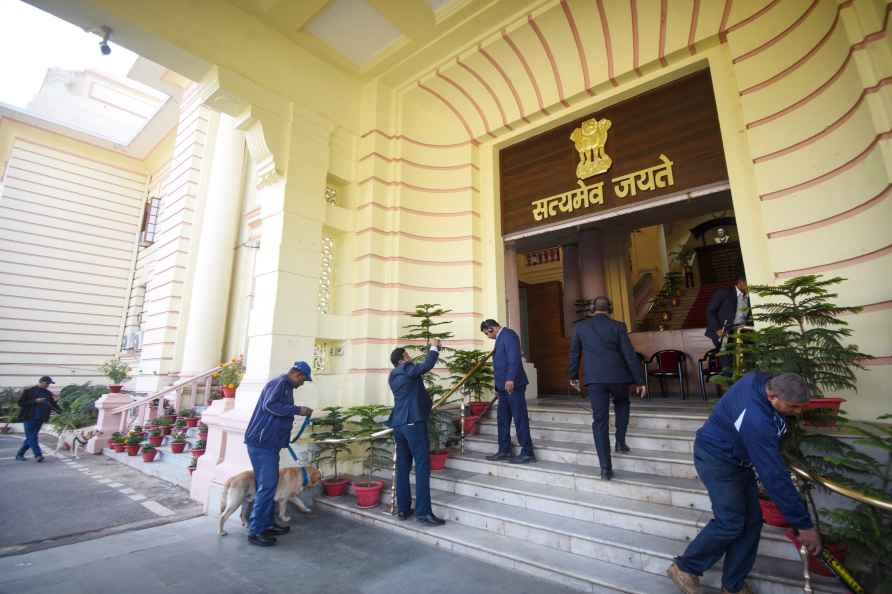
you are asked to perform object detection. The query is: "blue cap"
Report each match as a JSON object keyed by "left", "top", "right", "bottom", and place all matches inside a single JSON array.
[{"left": 291, "top": 361, "right": 312, "bottom": 381}]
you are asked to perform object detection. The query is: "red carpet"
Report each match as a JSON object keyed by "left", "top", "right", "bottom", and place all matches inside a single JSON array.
[{"left": 682, "top": 283, "right": 725, "bottom": 329}]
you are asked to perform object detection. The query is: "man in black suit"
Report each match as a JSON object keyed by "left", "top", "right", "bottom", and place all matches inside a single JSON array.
[
  {"left": 387, "top": 340, "right": 446, "bottom": 527},
  {"left": 705, "top": 275, "right": 751, "bottom": 368},
  {"left": 568, "top": 297, "right": 646, "bottom": 480}
]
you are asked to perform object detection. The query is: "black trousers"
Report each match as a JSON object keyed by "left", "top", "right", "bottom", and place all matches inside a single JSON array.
[{"left": 586, "top": 383, "right": 630, "bottom": 472}]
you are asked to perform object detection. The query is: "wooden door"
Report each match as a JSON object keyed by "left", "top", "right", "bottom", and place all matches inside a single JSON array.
[{"left": 524, "top": 281, "right": 570, "bottom": 395}]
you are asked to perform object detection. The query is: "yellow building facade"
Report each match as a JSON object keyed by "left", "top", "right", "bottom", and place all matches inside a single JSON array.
[{"left": 11, "top": 0, "right": 891, "bottom": 509}]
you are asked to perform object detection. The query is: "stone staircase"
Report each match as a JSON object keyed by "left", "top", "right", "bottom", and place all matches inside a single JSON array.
[
  {"left": 317, "top": 399, "right": 842, "bottom": 594},
  {"left": 102, "top": 428, "right": 200, "bottom": 490}
]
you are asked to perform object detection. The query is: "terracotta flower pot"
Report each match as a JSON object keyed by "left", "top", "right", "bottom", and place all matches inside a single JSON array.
[
  {"left": 186, "top": 417, "right": 199, "bottom": 428},
  {"left": 163, "top": 415, "right": 177, "bottom": 423},
  {"left": 784, "top": 529, "right": 848, "bottom": 577},
  {"left": 142, "top": 449, "right": 158, "bottom": 462},
  {"left": 801, "top": 397, "right": 847, "bottom": 428},
  {"left": 198, "top": 431, "right": 208, "bottom": 441},
  {"left": 111, "top": 442, "right": 125, "bottom": 453},
  {"left": 191, "top": 448, "right": 205, "bottom": 458},
  {"left": 222, "top": 386, "right": 236, "bottom": 398},
  {"left": 170, "top": 442, "right": 186, "bottom": 454},
  {"left": 468, "top": 402, "right": 488, "bottom": 417},
  {"left": 148, "top": 435, "right": 163, "bottom": 447},
  {"left": 322, "top": 478, "right": 349, "bottom": 497},
  {"left": 162, "top": 426, "right": 173, "bottom": 435},
  {"left": 126, "top": 444, "right": 140, "bottom": 456},
  {"left": 352, "top": 480, "right": 384, "bottom": 508},
  {"left": 759, "top": 496, "right": 789, "bottom": 527},
  {"left": 108, "top": 384, "right": 123, "bottom": 393},
  {"left": 429, "top": 449, "right": 449, "bottom": 471},
  {"left": 462, "top": 415, "right": 481, "bottom": 435}
]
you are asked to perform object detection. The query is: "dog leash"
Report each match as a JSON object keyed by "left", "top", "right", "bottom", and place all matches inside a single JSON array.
[{"left": 286, "top": 415, "right": 312, "bottom": 486}]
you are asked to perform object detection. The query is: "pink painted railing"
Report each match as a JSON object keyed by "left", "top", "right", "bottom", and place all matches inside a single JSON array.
[{"left": 110, "top": 366, "right": 222, "bottom": 433}]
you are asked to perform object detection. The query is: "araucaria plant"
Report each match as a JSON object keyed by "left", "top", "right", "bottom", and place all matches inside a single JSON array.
[
  {"left": 346, "top": 405, "right": 393, "bottom": 484},
  {"left": 400, "top": 304, "right": 454, "bottom": 400},
  {"left": 100, "top": 357, "right": 131, "bottom": 385},
  {"left": 312, "top": 406, "right": 351, "bottom": 481},
  {"left": 746, "top": 275, "right": 870, "bottom": 396},
  {"left": 446, "top": 349, "right": 494, "bottom": 402}
]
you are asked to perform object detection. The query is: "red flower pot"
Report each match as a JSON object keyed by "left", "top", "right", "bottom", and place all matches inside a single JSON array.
[
  {"left": 222, "top": 386, "right": 236, "bottom": 398},
  {"left": 352, "top": 480, "right": 384, "bottom": 508},
  {"left": 111, "top": 442, "right": 125, "bottom": 453},
  {"left": 191, "top": 448, "right": 205, "bottom": 458},
  {"left": 198, "top": 431, "right": 208, "bottom": 441},
  {"left": 322, "top": 479, "right": 349, "bottom": 497},
  {"left": 142, "top": 449, "right": 158, "bottom": 462},
  {"left": 126, "top": 444, "right": 140, "bottom": 456},
  {"left": 784, "top": 529, "right": 848, "bottom": 577},
  {"left": 801, "top": 397, "right": 846, "bottom": 427},
  {"left": 468, "top": 402, "right": 488, "bottom": 417},
  {"left": 108, "top": 384, "right": 123, "bottom": 393},
  {"left": 148, "top": 435, "right": 163, "bottom": 447},
  {"left": 759, "top": 496, "right": 789, "bottom": 527},
  {"left": 162, "top": 426, "right": 173, "bottom": 435},
  {"left": 430, "top": 449, "right": 449, "bottom": 471},
  {"left": 170, "top": 442, "right": 186, "bottom": 454},
  {"left": 186, "top": 417, "right": 199, "bottom": 428},
  {"left": 462, "top": 415, "right": 481, "bottom": 435},
  {"left": 163, "top": 415, "right": 177, "bottom": 423}
]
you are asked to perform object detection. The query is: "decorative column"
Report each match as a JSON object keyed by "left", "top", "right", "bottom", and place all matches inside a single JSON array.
[
  {"left": 85, "top": 392, "right": 133, "bottom": 454},
  {"left": 579, "top": 229, "right": 607, "bottom": 298},
  {"left": 562, "top": 243, "right": 581, "bottom": 336},
  {"left": 180, "top": 113, "right": 246, "bottom": 375},
  {"left": 504, "top": 243, "right": 522, "bottom": 333}
]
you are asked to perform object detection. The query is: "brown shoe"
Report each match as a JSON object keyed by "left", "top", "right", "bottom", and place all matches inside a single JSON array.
[
  {"left": 667, "top": 563, "right": 701, "bottom": 594},
  {"left": 721, "top": 583, "right": 754, "bottom": 594}
]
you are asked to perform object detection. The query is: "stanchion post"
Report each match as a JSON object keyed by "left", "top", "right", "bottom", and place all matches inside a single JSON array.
[
  {"left": 388, "top": 435, "right": 397, "bottom": 515},
  {"left": 460, "top": 394, "right": 466, "bottom": 457},
  {"left": 800, "top": 545, "right": 813, "bottom": 594}
]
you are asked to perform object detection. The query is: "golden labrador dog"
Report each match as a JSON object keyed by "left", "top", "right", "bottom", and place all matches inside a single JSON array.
[
  {"left": 54, "top": 428, "right": 97, "bottom": 459},
  {"left": 217, "top": 466, "right": 321, "bottom": 536}
]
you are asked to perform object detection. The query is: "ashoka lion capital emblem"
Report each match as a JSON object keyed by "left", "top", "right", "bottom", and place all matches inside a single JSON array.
[{"left": 570, "top": 117, "right": 612, "bottom": 179}]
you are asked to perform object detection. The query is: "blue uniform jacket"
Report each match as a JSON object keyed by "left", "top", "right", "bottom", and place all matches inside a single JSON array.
[
  {"left": 492, "top": 328, "right": 528, "bottom": 391},
  {"left": 697, "top": 371, "right": 812, "bottom": 529},
  {"left": 387, "top": 349, "right": 439, "bottom": 427},
  {"left": 244, "top": 374, "right": 304, "bottom": 450},
  {"left": 568, "top": 315, "right": 644, "bottom": 385}
]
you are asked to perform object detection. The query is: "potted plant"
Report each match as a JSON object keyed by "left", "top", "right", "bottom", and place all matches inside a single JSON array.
[
  {"left": 174, "top": 418, "right": 187, "bottom": 433},
  {"left": 154, "top": 417, "right": 174, "bottom": 435},
  {"left": 141, "top": 443, "right": 158, "bottom": 462},
  {"left": 216, "top": 356, "right": 244, "bottom": 398},
  {"left": 757, "top": 482, "right": 789, "bottom": 527},
  {"left": 191, "top": 439, "right": 206, "bottom": 458},
  {"left": 188, "top": 457, "right": 198, "bottom": 475},
  {"left": 428, "top": 409, "right": 455, "bottom": 471},
  {"left": 162, "top": 405, "right": 177, "bottom": 423},
  {"left": 198, "top": 422, "right": 208, "bottom": 441},
  {"left": 399, "top": 304, "right": 454, "bottom": 403},
  {"left": 99, "top": 356, "right": 131, "bottom": 393},
  {"left": 312, "top": 406, "right": 351, "bottom": 496},
  {"left": 109, "top": 432, "right": 126, "bottom": 453},
  {"left": 125, "top": 434, "right": 142, "bottom": 456},
  {"left": 170, "top": 432, "right": 187, "bottom": 454},
  {"left": 147, "top": 429, "right": 163, "bottom": 447},
  {"left": 178, "top": 409, "right": 199, "bottom": 428},
  {"left": 347, "top": 405, "right": 392, "bottom": 508},
  {"left": 446, "top": 348, "right": 494, "bottom": 418},
  {"left": 740, "top": 275, "right": 870, "bottom": 426}
]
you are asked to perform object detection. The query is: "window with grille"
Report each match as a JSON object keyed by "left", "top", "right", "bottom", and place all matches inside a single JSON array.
[{"left": 140, "top": 197, "right": 160, "bottom": 246}]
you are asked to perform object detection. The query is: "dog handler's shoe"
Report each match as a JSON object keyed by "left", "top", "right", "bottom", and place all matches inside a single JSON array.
[
  {"left": 721, "top": 583, "right": 754, "bottom": 594},
  {"left": 398, "top": 509, "right": 414, "bottom": 520},
  {"left": 35, "top": 456, "right": 45, "bottom": 463},
  {"left": 263, "top": 525, "right": 290, "bottom": 536},
  {"left": 667, "top": 563, "right": 701, "bottom": 594},
  {"left": 15, "top": 455, "right": 25, "bottom": 461},
  {"left": 248, "top": 533, "right": 276, "bottom": 547}
]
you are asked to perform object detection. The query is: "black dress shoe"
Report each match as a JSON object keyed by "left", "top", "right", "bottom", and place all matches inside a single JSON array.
[
  {"left": 35, "top": 456, "right": 45, "bottom": 463},
  {"left": 263, "top": 524, "right": 290, "bottom": 536},
  {"left": 398, "top": 509, "right": 414, "bottom": 520},
  {"left": 615, "top": 443, "right": 631, "bottom": 453},
  {"left": 509, "top": 454, "right": 536, "bottom": 464},
  {"left": 485, "top": 452, "right": 513, "bottom": 461},
  {"left": 600, "top": 469, "right": 614, "bottom": 481},
  {"left": 248, "top": 533, "right": 276, "bottom": 547},
  {"left": 416, "top": 514, "right": 446, "bottom": 526}
]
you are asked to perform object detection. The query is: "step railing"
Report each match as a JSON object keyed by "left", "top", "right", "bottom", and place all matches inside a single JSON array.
[{"left": 110, "top": 366, "right": 222, "bottom": 433}]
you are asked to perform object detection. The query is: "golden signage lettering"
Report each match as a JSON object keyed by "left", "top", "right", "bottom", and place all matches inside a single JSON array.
[
  {"left": 530, "top": 180, "right": 605, "bottom": 221},
  {"left": 611, "top": 154, "right": 674, "bottom": 199}
]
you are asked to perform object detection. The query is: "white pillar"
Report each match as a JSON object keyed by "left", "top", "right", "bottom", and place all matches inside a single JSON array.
[
  {"left": 504, "top": 244, "right": 521, "bottom": 333},
  {"left": 180, "top": 114, "right": 246, "bottom": 375}
]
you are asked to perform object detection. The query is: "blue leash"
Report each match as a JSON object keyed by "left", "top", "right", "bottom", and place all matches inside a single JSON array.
[{"left": 287, "top": 415, "right": 312, "bottom": 486}]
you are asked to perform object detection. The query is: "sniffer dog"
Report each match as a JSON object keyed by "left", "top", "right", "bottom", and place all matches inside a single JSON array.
[
  {"left": 54, "top": 428, "right": 97, "bottom": 458},
  {"left": 217, "top": 466, "right": 321, "bottom": 536}
]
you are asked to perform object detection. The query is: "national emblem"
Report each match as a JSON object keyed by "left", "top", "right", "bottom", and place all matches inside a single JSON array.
[{"left": 570, "top": 117, "right": 613, "bottom": 179}]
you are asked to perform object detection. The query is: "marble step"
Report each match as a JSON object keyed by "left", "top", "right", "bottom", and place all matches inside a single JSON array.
[
  {"left": 103, "top": 443, "right": 196, "bottom": 490},
  {"left": 463, "top": 435, "right": 698, "bottom": 480},
  {"left": 478, "top": 419, "right": 696, "bottom": 453},
  {"left": 525, "top": 405, "right": 708, "bottom": 432},
  {"left": 317, "top": 495, "right": 723, "bottom": 594},
  {"left": 380, "top": 488, "right": 840, "bottom": 594},
  {"left": 406, "top": 459, "right": 798, "bottom": 562}
]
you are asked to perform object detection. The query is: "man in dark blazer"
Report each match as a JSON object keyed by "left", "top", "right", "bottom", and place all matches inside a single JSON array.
[
  {"left": 387, "top": 340, "right": 446, "bottom": 526},
  {"left": 706, "top": 274, "right": 750, "bottom": 350},
  {"left": 568, "top": 297, "right": 646, "bottom": 480},
  {"left": 15, "top": 375, "right": 61, "bottom": 462},
  {"left": 480, "top": 319, "right": 535, "bottom": 464}
]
